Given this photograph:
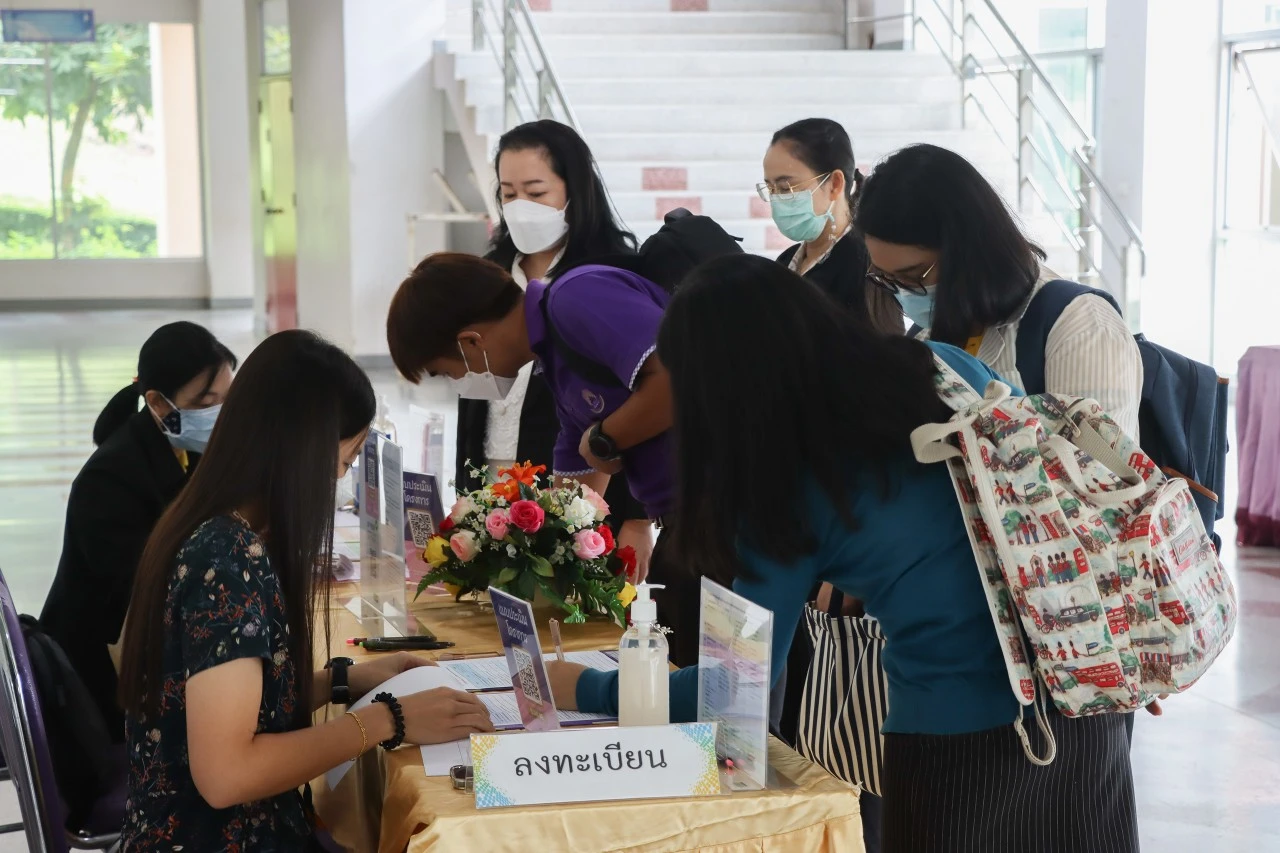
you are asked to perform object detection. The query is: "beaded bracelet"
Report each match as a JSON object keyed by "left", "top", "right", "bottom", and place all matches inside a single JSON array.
[{"left": 373, "top": 692, "right": 406, "bottom": 750}]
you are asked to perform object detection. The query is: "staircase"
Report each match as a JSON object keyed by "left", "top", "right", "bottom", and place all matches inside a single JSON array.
[{"left": 436, "top": 0, "right": 1052, "bottom": 261}]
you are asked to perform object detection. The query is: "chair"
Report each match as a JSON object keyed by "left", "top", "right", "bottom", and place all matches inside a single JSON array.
[{"left": 0, "top": 571, "right": 122, "bottom": 852}]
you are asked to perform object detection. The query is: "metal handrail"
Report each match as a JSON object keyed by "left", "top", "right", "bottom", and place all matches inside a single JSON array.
[
  {"left": 893, "top": 0, "right": 1147, "bottom": 291},
  {"left": 471, "top": 0, "right": 580, "bottom": 131},
  {"left": 964, "top": 5, "right": 1094, "bottom": 150}
]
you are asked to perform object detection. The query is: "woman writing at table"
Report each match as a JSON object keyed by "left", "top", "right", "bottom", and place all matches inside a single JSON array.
[
  {"left": 41, "top": 321, "right": 236, "bottom": 740},
  {"left": 548, "top": 255, "right": 1137, "bottom": 853},
  {"left": 117, "top": 330, "right": 493, "bottom": 852}
]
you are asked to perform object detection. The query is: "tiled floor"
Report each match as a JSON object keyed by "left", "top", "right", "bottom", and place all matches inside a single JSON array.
[{"left": 0, "top": 309, "right": 1277, "bottom": 850}]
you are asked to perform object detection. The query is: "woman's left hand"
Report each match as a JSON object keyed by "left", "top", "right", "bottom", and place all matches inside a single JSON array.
[
  {"left": 580, "top": 426, "right": 624, "bottom": 475},
  {"left": 546, "top": 661, "right": 587, "bottom": 711},
  {"left": 349, "top": 652, "right": 434, "bottom": 700}
]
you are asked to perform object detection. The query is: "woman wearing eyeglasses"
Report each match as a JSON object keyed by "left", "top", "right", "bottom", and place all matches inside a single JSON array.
[{"left": 761, "top": 118, "right": 903, "bottom": 333}]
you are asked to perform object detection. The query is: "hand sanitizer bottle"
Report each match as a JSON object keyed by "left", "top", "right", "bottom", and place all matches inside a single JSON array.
[{"left": 618, "top": 582, "right": 669, "bottom": 727}]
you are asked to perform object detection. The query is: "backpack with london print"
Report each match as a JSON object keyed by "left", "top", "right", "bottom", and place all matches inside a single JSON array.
[{"left": 910, "top": 356, "right": 1237, "bottom": 764}]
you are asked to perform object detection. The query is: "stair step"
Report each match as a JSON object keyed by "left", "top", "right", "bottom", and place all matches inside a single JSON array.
[
  {"left": 544, "top": 0, "right": 839, "bottom": 11},
  {"left": 463, "top": 75, "right": 959, "bottom": 106},
  {"left": 599, "top": 155, "right": 1017, "bottom": 193},
  {"left": 585, "top": 129, "right": 989, "bottom": 161},
  {"left": 452, "top": 48, "right": 952, "bottom": 79},
  {"left": 540, "top": 32, "right": 846, "bottom": 51},
  {"left": 572, "top": 103, "right": 962, "bottom": 134},
  {"left": 531, "top": 10, "right": 840, "bottom": 35}
]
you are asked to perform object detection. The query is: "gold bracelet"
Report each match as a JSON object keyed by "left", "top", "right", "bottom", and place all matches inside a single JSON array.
[{"left": 346, "top": 710, "right": 368, "bottom": 760}]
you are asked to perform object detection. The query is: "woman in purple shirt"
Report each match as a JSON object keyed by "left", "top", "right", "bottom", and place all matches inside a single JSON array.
[{"left": 387, "top": 252, "right": 701, "bottom": 664}]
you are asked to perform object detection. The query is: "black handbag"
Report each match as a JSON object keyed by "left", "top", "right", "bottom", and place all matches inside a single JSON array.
[{"left": 794, "top": 590, "right": 888, "bottom": 796}]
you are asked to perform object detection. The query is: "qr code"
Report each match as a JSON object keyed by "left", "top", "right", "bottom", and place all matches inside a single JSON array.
[
  {"left": 406, "top": 509, "right": 436, "bottom": 548},
  {"left": 512, "top": 647, "right": 543, "bottom": 704}
]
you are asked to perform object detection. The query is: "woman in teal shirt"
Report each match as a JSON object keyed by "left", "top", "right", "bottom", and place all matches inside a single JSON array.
[{"left": 549, "top": 255, "right": 1137, "bottom": 853}]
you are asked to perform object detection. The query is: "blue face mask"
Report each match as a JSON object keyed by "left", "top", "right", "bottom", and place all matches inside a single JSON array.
[
  {"left": 896, "top": 286, "right": 937, "bottom": 330},
  {"left": 769, "top": 189, "right": 835, "bottom": 243},
  {"left": 154, "top": 396, "right": 222, "bottom": 453}
]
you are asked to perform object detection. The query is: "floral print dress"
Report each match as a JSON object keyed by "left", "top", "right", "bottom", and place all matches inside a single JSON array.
[{"left": 123, "top": 515, "right": 312, "bottom": 851}]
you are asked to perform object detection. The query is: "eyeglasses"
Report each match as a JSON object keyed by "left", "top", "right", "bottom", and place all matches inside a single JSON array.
[
  {"left": 866, "top": 262, "right": 936, "bottom": 297},
  {"left": 755, "top": 172, "right": 831, "bottom": 203}
]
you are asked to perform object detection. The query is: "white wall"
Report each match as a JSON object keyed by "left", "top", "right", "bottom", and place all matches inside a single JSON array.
[
  {"left": 198, "top": 0, "right": 258, "bottom": 305},
  {"left": 289, "top": 0, "right": 448, "bottom": 356},
  {"left": 1100, "top": 0, "right": 1223, "bottom": 362},
  {"left": 290, "top": 0, "right": 356, "bottom": 350},
  {"left": 343, "top": 0, "right": 448, "bottom": 356}
]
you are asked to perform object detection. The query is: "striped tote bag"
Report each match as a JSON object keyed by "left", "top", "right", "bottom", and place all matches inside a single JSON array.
[{"left": 795, "top": 588, "right": 888, "bottom": 796}]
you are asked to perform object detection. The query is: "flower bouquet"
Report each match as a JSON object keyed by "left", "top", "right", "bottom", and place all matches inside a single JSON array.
[{"left": 419, "top": 462, "right": 637, "bottom": 625}]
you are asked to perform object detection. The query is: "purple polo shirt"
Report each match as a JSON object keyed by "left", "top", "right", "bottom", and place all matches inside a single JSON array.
[{"left": 524, "top": 265, "right": 674, "bottom": 519}]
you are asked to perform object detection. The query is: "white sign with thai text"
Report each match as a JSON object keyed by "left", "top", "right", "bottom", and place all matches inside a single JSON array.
[{"left": 469, "top": 722, "right": 720, "bottom": 809}]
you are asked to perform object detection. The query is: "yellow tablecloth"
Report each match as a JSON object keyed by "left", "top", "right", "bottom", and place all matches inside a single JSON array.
[{"left": 315, "top": 592, "right": 863, "bottom": 853}]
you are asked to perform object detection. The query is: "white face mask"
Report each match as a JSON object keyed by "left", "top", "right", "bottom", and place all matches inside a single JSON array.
[
  {"left": 502, "top": 198, "right": 568, "bottom": 255},
  {"left": 450, "top": 343, "right": 517, "bottom": 401}
]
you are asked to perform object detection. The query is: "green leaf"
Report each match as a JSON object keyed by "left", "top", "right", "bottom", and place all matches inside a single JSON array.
[
  {"left": 495, "top": 567, "right": 518, "bottom": 586},
  {"left": 530, "top": 554, "right": 555, "bottom": 578}
]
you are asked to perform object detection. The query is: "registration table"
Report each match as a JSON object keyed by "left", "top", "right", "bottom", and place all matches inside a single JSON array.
[
  {"left": 1237, "top": 346, "right": 1280, "bottom": 547},
  {"left": 313, "top": 592, "right": 863, "bottom": 853}
]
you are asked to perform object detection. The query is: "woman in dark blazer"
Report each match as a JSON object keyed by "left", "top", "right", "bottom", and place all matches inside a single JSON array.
[
  {"left": 762, "top": 118, "right": 899, "bottom": 853},
  {"left": 455, "top": 120, "right": 649, "bottom": 560},
  {"left": 764, "top": 118, "right": 903, "bottom": 334},
  {"left": 40, "top": 322, "right": 236, "bottom": 740}
]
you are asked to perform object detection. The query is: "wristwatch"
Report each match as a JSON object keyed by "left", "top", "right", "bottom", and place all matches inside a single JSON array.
[
  {"left": 326, "top": 657, "right": 356, "bottom": 706},
  {"left": 587, "top": 422, "right": 621, "bottom": 462}
]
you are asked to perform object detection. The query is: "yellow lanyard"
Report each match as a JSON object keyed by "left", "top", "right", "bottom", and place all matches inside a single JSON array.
[{"left": 964, "top": 334, "right": 985, "bottom": 356}]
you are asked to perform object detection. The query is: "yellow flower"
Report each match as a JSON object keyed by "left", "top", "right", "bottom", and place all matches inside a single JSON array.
[
  {"left": 423, "top": 536, "right": 450, "bottom": 569},
  {"left": 443, "top": 582, "right": 462, "bottom": 596},
  {"left": 617, "top": 582, "right": 637, "bottom": 608}
]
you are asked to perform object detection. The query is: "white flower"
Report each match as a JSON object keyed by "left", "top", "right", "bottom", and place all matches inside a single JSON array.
[
  {"left": 203, "top": 569, "right": 215, "bottom": 583},
  {"left": 450, "top": 495, "right": 478, "bottom": 522},
  {"left": 148, "top": 729, "right": 162, "bottom": 743},
  {"left": 506, "top": 544, "right": 518, "bottom": 558},
  {"left": 563, "top": 497, "right": 597, "bottom": 531},
  {"left": 177, "top": 565, "right": 188, "bottom": 580},
  {"left": 247, "top": 541, "right": 264, "bottom": 558}
]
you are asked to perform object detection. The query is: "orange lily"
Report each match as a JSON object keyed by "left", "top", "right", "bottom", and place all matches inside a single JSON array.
[{"left": 491, "top": 460, "right": 547, "bottom": 502}]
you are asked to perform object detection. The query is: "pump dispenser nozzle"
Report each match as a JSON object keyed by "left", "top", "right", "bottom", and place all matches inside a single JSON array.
[{"left": 629, "top": 582, "right": 665, "bottom": 625}]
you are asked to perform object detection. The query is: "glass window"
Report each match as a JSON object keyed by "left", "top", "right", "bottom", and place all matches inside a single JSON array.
[
  {"left": 262, "top": 0, "right": 290, "bottom": 76},
  {"left": 0, "top": 22, "right": 202, "bottom": 259},
  {"left": 1223, "top": 0, "right": 1280, "bottom": 35}
]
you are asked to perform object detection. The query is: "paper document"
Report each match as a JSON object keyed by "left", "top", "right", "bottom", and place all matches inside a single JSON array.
[
  {"left": 440, "top": 650, "right": 619, "bottom": 692},
  {"left": 324, "top": 666, "right": 467, "bottom": 788},
  {"left": 478, "top": 691, "right": 616, "bottom": 730},
  {"left": 421, "top": 740, "right": 472, "bottom": 777}
]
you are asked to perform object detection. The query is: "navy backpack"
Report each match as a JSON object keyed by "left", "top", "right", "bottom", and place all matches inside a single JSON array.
[{"left": 1015, "top": 280, "right": 1230, "bottom": 550}]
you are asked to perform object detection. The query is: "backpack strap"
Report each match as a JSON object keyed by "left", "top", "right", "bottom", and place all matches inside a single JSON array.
[
  {"left": 1014, "top": 280, "right": 1122, "bottom": 394},
  {"left": 537, "top": 283, "right": 627, "bottom": 389}
]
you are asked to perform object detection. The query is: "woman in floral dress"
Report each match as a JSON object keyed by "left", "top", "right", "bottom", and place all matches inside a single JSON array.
[{"left": 117, "top": 330, "right": 493, "bottom": 851}]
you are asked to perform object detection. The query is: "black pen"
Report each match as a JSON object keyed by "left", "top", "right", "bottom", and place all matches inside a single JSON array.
[
  {"left": 360, "top": 639, "right": 454, "bottom": 652},
  {"left": 346, "top": 635, "right": 438, "bottom": 648}
]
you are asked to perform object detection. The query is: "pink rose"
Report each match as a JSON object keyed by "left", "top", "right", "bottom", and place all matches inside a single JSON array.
[
  {"left": 572, "top": 529, "right": 608, "bottom": 560},
  {"left": 449, "top": 530, "right": 479, "bottom": 562},
  {"left": 509, "top": 500, "right": 545, "bottom": 534},
  {"left": 581, "top": 486, "right": 610, "bottom": 521},
  {"left": 485, "top": 508, "right": 511, "bottom": 540}
]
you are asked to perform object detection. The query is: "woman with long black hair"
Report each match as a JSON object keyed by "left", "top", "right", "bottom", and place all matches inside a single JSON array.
[
  {"left": 41, "top": 321, "right": 236, "bottom": 739},
  {"left": 454, "top": 119, "right": 654, "bottom": 577},
  {"left": 548, "top": 254, "right": 1138, "bottom": 853},
  {"left": 118, "top": 330, "right": 492, "bottom": 851}
]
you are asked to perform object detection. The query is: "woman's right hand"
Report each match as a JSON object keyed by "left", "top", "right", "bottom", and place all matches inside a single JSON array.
[{"left": 398, "top": 686, "right": 495, "bottom": 745}]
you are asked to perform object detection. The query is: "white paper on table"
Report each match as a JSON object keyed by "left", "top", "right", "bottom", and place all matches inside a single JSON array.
[
  {"left": 421, "top": 740, "right": 472, "bottom": 777},
  {"left": 439, "top": 650, "right": 619, "bottom": 692},
  {"left": 324, "top": 666, "right": 467, "bottom": 788},
  {"left": 478, "top": 691, "right": 616, "bottom": 730}
]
